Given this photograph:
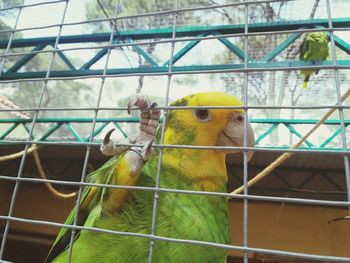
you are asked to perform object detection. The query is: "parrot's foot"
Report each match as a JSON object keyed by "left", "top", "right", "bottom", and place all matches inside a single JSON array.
[
  {"left": 100, "top": 129, "right": 130, "bottom": 156},
  {"left": 125, "top": 140, "right": 154, "bottom": 176},
  {"left": 129, "top": 140, "right": 154, "bottom": 163},
  {"left": 128, "top": 93, "right": 160, "bottom": 143},
  {"left": 100, "top": 94, "right": 160, "bottom": 157}
]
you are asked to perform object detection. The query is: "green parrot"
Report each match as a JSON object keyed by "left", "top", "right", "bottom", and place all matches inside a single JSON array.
[
  {"left": 45, "top": 92, "right": 255, "bottom": 263},
  {"left": 299, "top": 32, "right": 330, "bottom": 88}
]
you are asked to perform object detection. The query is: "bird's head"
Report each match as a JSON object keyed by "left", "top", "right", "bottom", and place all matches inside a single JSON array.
[
  {"left": 164, "top": 92, "right": 255, "bottom": 160},
  {"left": 306, "top": 32, "right": 330, "bottom": 43}
]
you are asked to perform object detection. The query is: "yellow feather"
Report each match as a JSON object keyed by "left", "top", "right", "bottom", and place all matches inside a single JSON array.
[
  {"left": 103, "top": 157, "right": 140, "bottom": 212},
  {"left": 163, "top": 92, "right": 244, "bottom": 192}
]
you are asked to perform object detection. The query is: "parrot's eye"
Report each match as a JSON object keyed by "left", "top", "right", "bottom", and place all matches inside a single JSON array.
[
  {"left": 194, "top": 109, "right": 211, "bottom": 121},
  {"left": 236, "top": 114, "right": 244, "bottom": 123}
]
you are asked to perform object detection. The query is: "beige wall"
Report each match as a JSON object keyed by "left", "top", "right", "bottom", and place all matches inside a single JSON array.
[
  {"left": 229, "top": 201, "right": 350, "bottom": 259},
  {"left": 1, "top": 182, "right": 349, "bottom": 260}
]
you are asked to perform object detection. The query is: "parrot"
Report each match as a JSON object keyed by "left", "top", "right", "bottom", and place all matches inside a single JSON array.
[
  {"left": 299, "top": 32, "right": 330, "bottom": 88},
  {"left": 45, "top": 92, "right": 255, "bottom": 263}
]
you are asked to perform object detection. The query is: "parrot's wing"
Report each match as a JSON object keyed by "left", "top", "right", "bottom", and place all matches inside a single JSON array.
[
  {"left": 45, "top": 155, "right": 121, "bottom": 263},
  {"left": 299, "top": 37, "right": 308, "bottom": 61}
]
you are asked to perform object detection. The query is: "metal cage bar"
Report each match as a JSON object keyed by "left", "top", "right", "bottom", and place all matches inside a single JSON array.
[
  {"left": 148, "top": 0, "right": 180, "bottom": 261},
  {"left": 64, "top": 1, "right": 123, "bottom": 262},
  {"left": 0, "top": 0, "right": 70, "bottom": 259},
  {"left": 1, "top": 0, "right": 350, "bottom": 262},
  {"left": 325, "top": 0, "right": 350, "bottom": 215}
]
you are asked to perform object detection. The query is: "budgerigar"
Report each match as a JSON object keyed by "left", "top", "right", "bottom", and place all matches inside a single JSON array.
[
  {"left": 299, "top": 32, "right": 330, "bottom": 88},
  {"left": 45, "top": 92, "right": 255, "bottom": 263}
]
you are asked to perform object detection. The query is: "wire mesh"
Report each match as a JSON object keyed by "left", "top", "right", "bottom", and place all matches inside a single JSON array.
[{"left": 1, "top": 0, "right": 350, "bottom": 262}]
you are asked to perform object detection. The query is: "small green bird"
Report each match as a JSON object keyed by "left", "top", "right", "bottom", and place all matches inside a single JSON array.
[
  {"left": 45, "top": 92, "right": 255, "bottom": 263},
  {"left": 299, "top": 32, "right": 330, "bottom": 88}
]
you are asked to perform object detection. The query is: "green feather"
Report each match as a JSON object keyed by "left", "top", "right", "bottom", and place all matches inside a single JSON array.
[
  {"left": 45, "top": 155, "right": 122, "bottom": 262},
  {"left": 299, "top": 32, "right": 329, "bottom": 88},
  {"left": 48, "top": 156, "right": 230, "bottom": 263}
]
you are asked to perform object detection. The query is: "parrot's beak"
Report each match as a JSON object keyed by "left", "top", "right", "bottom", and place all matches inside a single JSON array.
[{"left": 216, "top": 112, "right": 255, "bottom": 161}]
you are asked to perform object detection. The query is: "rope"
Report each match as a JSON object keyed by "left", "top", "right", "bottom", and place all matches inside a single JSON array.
[
  {"left": 32, "top": 145, "right": 77, "bottom": 199},
  {"left": 0, "top": 144, "right": 37, "bottom": 162},
  {"left": 230, "top": 87, "right": 350, "bottom": 197},
  {"left": 0, "top": 144, "right": 77, "bottom": 199}
]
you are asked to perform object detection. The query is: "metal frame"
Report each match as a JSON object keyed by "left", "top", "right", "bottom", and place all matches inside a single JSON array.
[
  {"left": 1, "top": 18, "right": 350, "bottom": 81},
  {"left": 1, "top": 0, "right": 350, "bottom": 262},
  {"left": 1, "top": 117, "right": 348, "bottom": 151}
]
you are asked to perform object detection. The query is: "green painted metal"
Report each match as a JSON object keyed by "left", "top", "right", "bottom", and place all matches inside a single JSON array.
[
  {"left": 0, "top": 123, "right": 19, "bottom": 140},
  {"left": 56, "top": 50, "right": 76, "bottom": 70},
  {"left": 83, "top": 122, "right": 109, "bottom": 142},
  {"left": 132, "top": 43, "right": 159, "bottom": 67},
  {"left": 2, "top": 60, "right": 350, "bottom": 80},
  {"left": 0, "top": 117, "right": 140, "bottom": 123},
  {"left": 319, "top": 127, "right": 342, "bottom": 148},
  {"left": 285, "top": 124, "right": 314, "bottom": 147},
  {"left": 6, "top": 44, "right": 47, "bottom": 73},
  {"left": 38, "top": 123, "right": 62, "bottom": 141},
  {"left": 1, "top": 18, "right": 350, "bottom": 80},
  {"left": 255, "top": 123, "right": 278, "bottom": 144},
  {"left": 334, "top": 35, "right": 350, "bottom": 55},
  {"left": 261, "top": 31, "right": 302, "bottom": 62},
  {"left": 251, "top": 118, "right": 350, "bottom": 124},
  {"left": 212, "top": 31, "right": 250, "bottom": 61},
  {"left": 80, "top": 48, "right": 108, "bottom": 70},
  {"left": 66, "top": 123, "right": 83, "bottom": 142},
  {"left": 2, "top": 117, "right": 349, "bottom": 125},
  {"left": 2, "top": 18, "right": 350, "bottom": 49},
  {"left": 163, "top": 33, "right": 208, "bottom": 66},
  {"left": 21, "top": 123, "right": 34, "bottom": 140},
  {"left": 1, "top": 117, "right": 349, "bottom": 150},
  {"left": 114, "top": 122, "right": 128, "bottom": 138}
]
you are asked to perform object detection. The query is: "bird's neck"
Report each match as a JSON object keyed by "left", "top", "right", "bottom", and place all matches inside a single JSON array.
[{"left": 162, "top": 148, "right": 228, "bottom": 192}]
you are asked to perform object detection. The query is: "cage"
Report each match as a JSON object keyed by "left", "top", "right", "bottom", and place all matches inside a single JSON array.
[{"left": 0, "top": 0, "right": 350, "bottom": 262}]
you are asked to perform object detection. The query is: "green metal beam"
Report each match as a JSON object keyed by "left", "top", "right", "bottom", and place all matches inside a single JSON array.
[
  {"left": 163, "top": 33, "right": 207, "bottom": 66},
  {"left": 56, "top": 50, "right": 76, "bottom": 70},
  {"left": 114, "top": 122, "right": 128, "bottom": 138},
  {"left": 0, "top": 117, "right": 140, "bottom": 123},
  {"left": 320, "top": 127, "right": 342, "bottom": 148},
  {"left": 6, "top": 44, "right": 47, "bottom": 73},
  {"left": 66, "top": 123, "right": 83, "bottom": 142},
  {"left": 2, "top": 18, "right": 350, "bottom": 49},
  {"left": 1, "top": 18, "right": 350, "bottom": 80},
  {"left": 1, "top": 117, "right": 350, "bottom": 125},
  {"left": 38, "top": 123, "right": 62, "bottom": 141},
  {"left": 80, "top": 48, "right": 108, "bottom": 70},
  {"left": 255, "top": 123, "right": 278, "bottom": 144},
  {"left": 285, "top": 124, "right": 314, "bottom": 147},
  {"left": 1, "top": 118, "right": 350, "bottom": 151},
  {"left": 83, "top": 122, "right": 109, "bottom": 142},
  {"left": 261, "top": 31, "right": 302, "bottom": 62},
  {"left": 132, "top": 43, "right": 159, "bottom": 67},
  {"left": 0, "top": 123, "right": 19, "bottom": 140},
  {"left": 334, "top": 35, "right": 350, "bottom": 55},
  {"left": 215, "top": 33, "right": 250, "bottom": 61},
  {"left": 21, "top": 123, "right": 34, "bottom": 140},
  {"left": 2, "top": 60, "right": 350, "bottom": 80}
]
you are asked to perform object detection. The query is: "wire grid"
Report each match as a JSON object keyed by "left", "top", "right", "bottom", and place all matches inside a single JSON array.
[{"left": 0, "top": 0, "right": 350, "bottom": 262}]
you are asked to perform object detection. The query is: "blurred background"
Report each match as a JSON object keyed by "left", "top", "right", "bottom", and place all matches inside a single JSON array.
[{"left": 1, "top": 0, "right": 350, "bottom": 262}]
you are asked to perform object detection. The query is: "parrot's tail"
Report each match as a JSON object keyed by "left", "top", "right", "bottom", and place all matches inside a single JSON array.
[{"left": 303, "top": 75, "right": 310, "bottom": 89}]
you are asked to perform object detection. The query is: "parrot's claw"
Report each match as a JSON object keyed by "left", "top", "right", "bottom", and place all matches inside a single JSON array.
[
  {"left": 127, "top": 94, "right": 150, "bottom": 115},
  {"left": 100, "top": 129, "right": 129, "bottom": 156},
  {"left": 141, "top": 140, "right": 154, "bottom": 162},
  {"left": 103, "top": 128, "right": 115, "bottom": 145},
  {"left": 100, "top": 94, "right": 160, "bottom": 159},
  {"left": 128, "top": 94, "right": 160, "bottom": 143}
]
